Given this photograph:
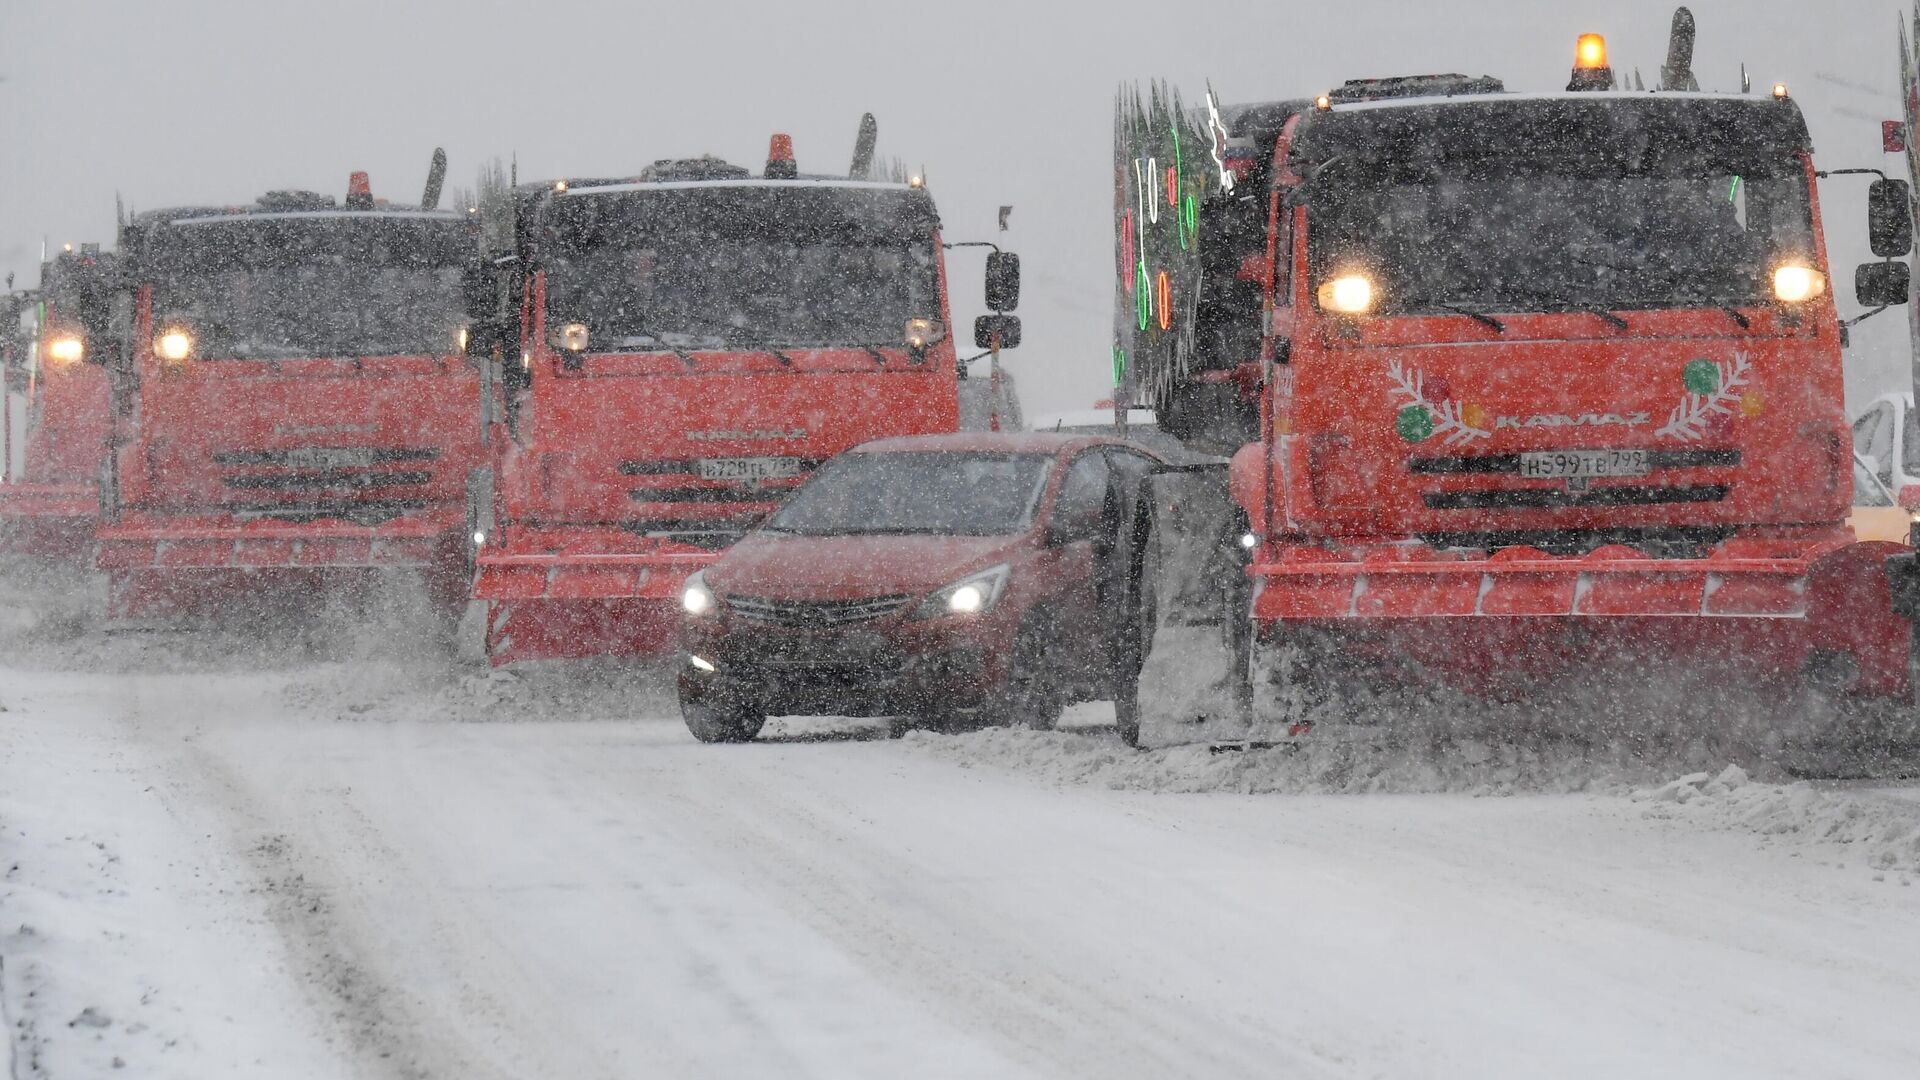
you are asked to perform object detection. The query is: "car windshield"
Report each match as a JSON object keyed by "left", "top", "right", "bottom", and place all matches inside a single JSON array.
[
  {"left": 542, "top": 185, "right": 941, "bottom": 350},
  {"left": 763, "top": 451, "right": 1053, "bottom": 536},
  {"left": 1306, "top": 145, "right": 1815, "bottom": 314},
  {"left": 147, "top": 215, "right": 469, "bottom": 359}
]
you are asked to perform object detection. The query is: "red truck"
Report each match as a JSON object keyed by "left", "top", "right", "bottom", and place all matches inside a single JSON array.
[
  {"left": 1120, "top": 27, "right": 1916, "bottom": 748},
  {"left": 1, "top": 246, "right": 115, "bottom": 560},
  {"left": 90, "top": 157, "right": 488, "bottom": 620},
  {"left": 472, "top": 134, "right": 1020, "bottom": 664}
]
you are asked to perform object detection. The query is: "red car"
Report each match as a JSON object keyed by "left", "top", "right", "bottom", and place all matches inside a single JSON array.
[{"left": 677, "top": 433, "right": 1164, "bottom": 742}]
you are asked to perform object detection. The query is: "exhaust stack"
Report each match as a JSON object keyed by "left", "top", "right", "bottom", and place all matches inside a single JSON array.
[
  {"left": 1660, "top": 7, "right": 1699, "bottom": 91},
  {"left": 850, "top": 113, "right": 877, "bottom": 180},
  {"left": 421, "top": 147, "right": 447, "bottom": 210}
]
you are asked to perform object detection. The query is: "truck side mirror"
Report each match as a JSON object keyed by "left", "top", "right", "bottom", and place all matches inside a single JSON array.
[
  {"left": 1869, "top": 179, "right": 1914, "bottom": 258},
  {"left": 984, "top": 251, "right": 1020, "bottom": 312},
  {"left": 1856, "top": 260, "right": 1911, "bottom": 307},
  {"left": 462, "top": 262, "right": 504, "bottom": 354},
  {"left": 974, "top": 314, "right": 1021, "bottom": 350}
]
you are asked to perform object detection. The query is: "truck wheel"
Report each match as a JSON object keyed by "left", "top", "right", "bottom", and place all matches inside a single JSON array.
[
  {"left": 681, "top": 699, "right": 767, "bottom": 744},
  {"left": 1113, "top": 677, "right": 1142, "bottom": 748}
]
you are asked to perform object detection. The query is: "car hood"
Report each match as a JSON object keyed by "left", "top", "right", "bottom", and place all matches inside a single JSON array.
[{"left": 708, "top": 532, "right": 1028, "bottom": 601}]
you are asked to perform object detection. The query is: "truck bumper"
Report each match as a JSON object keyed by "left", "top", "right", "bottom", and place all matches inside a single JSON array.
[{"left": 1249, "top": 535, "right": 1913, "bottom": 698}]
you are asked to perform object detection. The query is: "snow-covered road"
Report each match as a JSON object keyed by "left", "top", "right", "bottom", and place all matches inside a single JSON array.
[{"left": 5, "top": 640, "right": 1920, "bottom": 1079}]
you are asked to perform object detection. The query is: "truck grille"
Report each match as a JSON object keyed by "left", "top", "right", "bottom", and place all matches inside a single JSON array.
[{"left": 726, "top": 594, "right": 914, "bottom": 628}]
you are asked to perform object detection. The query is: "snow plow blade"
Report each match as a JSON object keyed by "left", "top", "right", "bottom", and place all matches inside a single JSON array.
[
  {"left": 474, "top": 547, "right": 715, "bottom": 665},
  {"left": 0, "top": 482, "right": 98, "bottom": 558},
  {"left": 96, "top": 512, "right": 466, "bottom": 619},
  {"left": 1250, "top": 536, "right": 1914, "bottom": 699}
]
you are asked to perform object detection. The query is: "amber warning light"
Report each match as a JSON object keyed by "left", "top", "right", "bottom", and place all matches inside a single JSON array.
[
  {"left": 766, "top": 134, "right": 797, "bottom": 179},
  {"left": 1567, "top": 33, "right": 1613, "bottom": 91}
]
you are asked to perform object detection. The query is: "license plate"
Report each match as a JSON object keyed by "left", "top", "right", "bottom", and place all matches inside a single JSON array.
[
  {"left": 1518, "top": 449, "right": 1649, "bottom": 479},
  {"left": 696, "top": 456, "right": 802, "bottom": 483},
  {"left": 286, "top": 447, "right": 375, "bottom": 469}
]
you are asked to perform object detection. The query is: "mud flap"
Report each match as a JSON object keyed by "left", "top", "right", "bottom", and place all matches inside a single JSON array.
[{"left": 1131, "top": 466, "right": 1253, "bottom": 747}]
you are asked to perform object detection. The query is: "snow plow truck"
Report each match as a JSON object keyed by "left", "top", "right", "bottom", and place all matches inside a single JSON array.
[
  {"left": 1118, "top": 17, "right": 1917, "bottom": 747},
  {"left": 1, "top": 246, "right": 116, "bottom": 560},
  {"left": 88, "top": 154, "right": 488, "bottom": 621},
  {"left": 470, "top": 124, "right": 1021, "bottom": 664}
]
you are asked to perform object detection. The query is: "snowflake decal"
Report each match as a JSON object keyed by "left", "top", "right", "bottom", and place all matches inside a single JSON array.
[
  {"left": 1656, "top": 352, "right": 1752, "bottom": 441},
  {"left": 1385, "top": 359, "right": 1490, "bottom": 446}
]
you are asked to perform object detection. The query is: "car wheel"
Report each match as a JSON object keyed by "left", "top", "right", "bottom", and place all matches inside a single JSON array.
[{"left": 681, "top": 699, "right": 767, "bottom": 744}]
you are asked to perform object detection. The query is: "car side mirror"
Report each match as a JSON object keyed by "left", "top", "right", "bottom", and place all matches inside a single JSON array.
[
  {"left": 1900, "top": 483, "right": 1920, "bottom": 511},
  {"left": 974, "top": 314, "right": 1021, "bottom": 350},
  {"left": 984, "top": 251, "right": 1020, "bottom": 312},
  {"left": 1856, "top": 260, "right": 1912, "bottom": 307},
  {"left": 1869, "top": 179, "right": 1914, "bottom": 258}
]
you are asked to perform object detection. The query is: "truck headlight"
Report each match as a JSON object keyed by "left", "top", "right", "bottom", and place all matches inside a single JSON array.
[
  {"left": 1316, "top": 273, "right": 1375, "bottom": 314},
  {"left": 155, "top": 328, "right": 194, "bottom": 362},
  {"left": 915, "top": 563, "right": 1011, "bottom": 618},
  {"left": 682, "top": 570, "right": 716, "bottom": 618},
  {"left": 1773, "top": 264, "right": 1827, "bottom": 304},
  {"left": 46, "top": 335, "right": 85, "bottom": 364},
  {"left": 552, "top": 322, "right": 590, "bottom": 352}
]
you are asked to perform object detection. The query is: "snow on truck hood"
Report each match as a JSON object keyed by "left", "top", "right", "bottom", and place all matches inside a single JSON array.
[{"left": 708, "top": 532, "right": 1026, "bottom": 601}]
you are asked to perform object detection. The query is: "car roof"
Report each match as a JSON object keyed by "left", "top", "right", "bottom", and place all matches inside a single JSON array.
[{"left": 851, "top": 431, "right": 1165, "bottom": 458}]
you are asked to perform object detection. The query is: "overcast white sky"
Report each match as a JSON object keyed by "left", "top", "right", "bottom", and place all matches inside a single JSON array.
[{"left": 0, "top": 0, "right": 1904, "bottom": 411}]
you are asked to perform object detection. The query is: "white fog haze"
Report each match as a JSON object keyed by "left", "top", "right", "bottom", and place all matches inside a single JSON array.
[{"left": 6, "top": 2, "right": 1920, "bottom": 1078}]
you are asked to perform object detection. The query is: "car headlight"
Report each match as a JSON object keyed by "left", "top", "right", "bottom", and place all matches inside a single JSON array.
[
  {"left": 914, "top": 563, "right": 1011, "bottom": 618},
  {"left": 682, "top": 570, "right": 716, "bottom": 618}
]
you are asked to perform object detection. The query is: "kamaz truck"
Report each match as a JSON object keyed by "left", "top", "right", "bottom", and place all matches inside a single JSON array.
[
  {"left": 90, "top": 157, "right": 488, "bottom": 622},
  {"left": 1, "top": 246, "right": 115, "bottom": 560},
  {"left": 1120, "top": 23, "right": 1916, "bottom": 748},
  {"left": 472, "top": 131, "right": 1020, "bottom": 664}
]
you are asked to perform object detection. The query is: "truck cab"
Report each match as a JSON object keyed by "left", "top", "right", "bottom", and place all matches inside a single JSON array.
[
  {"left": 474, "top": 139, "right": 1016, "bottom": 664},
  {"left": 95, "top": 173, "right": 486, "bottom": 618}
]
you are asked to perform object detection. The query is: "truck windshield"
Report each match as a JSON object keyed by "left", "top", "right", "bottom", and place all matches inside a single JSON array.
[
  {"left": 1306, "top": 163, "right": 1815, "bottom": 314},
  {"left": 146, "top": 216, "right": 469, "bottom": 359},
  {"left": 543, "top": 185, "right": 941, "bottom": 350},
  {"left": 763, "top": 451, "right": 1052, "bottom": 537}
]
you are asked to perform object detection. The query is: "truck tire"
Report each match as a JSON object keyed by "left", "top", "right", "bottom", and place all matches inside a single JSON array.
[{"left": 681, "top": 700, "right": 767, "bottom": 744}]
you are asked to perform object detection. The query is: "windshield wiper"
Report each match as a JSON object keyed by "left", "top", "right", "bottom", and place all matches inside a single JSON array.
[
  {"left": 663, "top": 309, "right": 798, "bottom": 367},
  {"left": 1432, "top": 303, "right": 1505, "bottom": 334},
  {"left": 1485, "top": 287, "right": 1629, "bottom": 331}
]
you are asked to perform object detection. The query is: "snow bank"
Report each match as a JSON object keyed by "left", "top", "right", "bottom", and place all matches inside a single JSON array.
[
  {"left": 908, "top": 722, "right": 1698, "bottom": 795},
  {"left": 1635, "top": 767, "right": 1920, "bottom": 875}
]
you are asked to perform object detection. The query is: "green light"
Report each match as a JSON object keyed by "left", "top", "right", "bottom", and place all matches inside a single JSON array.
[
  {"left": 1728, "top": 175, "right": 1742, "bottom": 203},
  {"left": 1111, "top": 344, "right": 1126, "bottom": 386},
  {"left": 1182, "top": 192, "right": 1198, "bottom": 248},
  {"left": 1136, "top": 260, "right": 1151, "bottom": 331}
]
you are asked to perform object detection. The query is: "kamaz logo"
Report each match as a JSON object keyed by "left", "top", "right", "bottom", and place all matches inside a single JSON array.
[
  {"left": 686, "top": 429, "right": 808, "bottom": 441},
  {"left": 1495, "top": 412, "right": 1650, "bottom": 430}
]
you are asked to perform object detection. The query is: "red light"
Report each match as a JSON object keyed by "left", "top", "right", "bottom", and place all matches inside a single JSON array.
[
  {"left": 1166, "top": 166, "right": 1178, "bottom": 207},
  {"left": 1120, "top": 211, "right": 1135, "bottom": 289}
]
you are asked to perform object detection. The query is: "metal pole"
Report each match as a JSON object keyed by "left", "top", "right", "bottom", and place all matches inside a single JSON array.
[{"left": 988, "top": 332, "right": 1002, "bottom": 432}]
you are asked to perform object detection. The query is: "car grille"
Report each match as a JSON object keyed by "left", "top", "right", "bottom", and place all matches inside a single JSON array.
[{"left": 726, "top": 594, "right": 914, "bottom": 628}]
